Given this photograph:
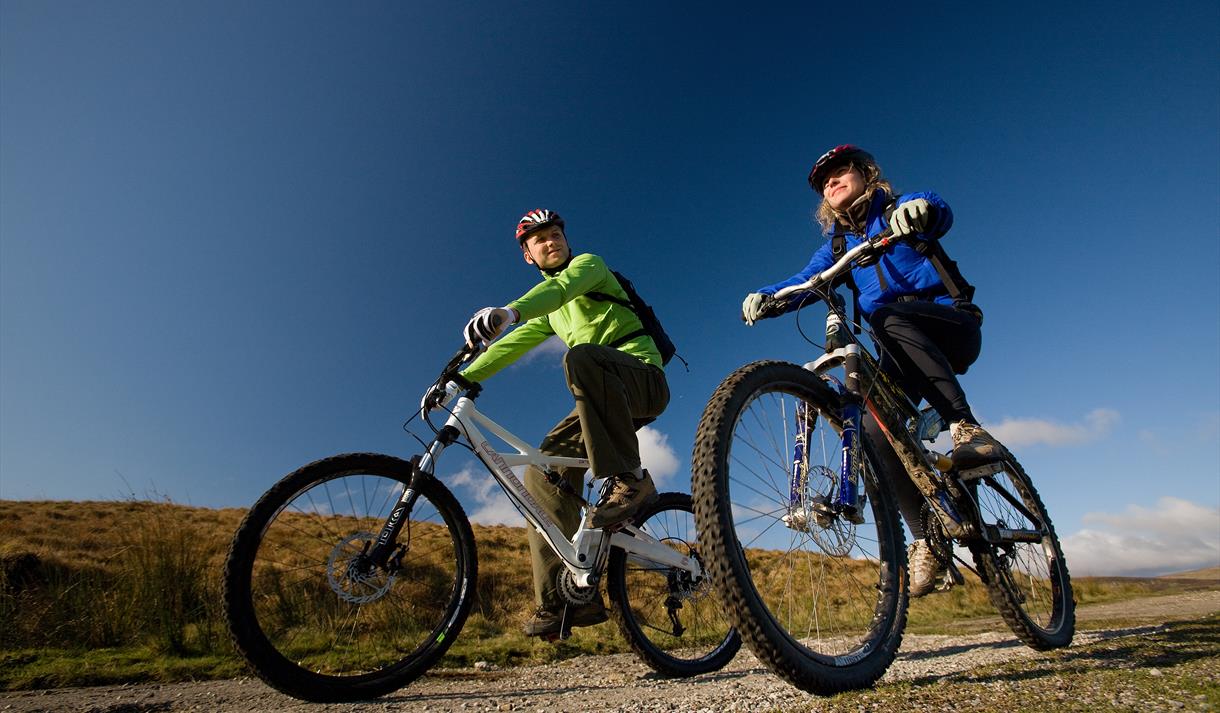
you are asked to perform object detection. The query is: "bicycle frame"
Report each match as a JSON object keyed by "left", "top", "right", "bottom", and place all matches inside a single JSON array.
[
  {"left": 805, "top": 342, "right": 973, "bottom": 540},
  {"left": 773, "top": 237, "right": 977, "bottom": 541},
  {"left": 401, "top": 392, "right": 701, "bottom": 589}
]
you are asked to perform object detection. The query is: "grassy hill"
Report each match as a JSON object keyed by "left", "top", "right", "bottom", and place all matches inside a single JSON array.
[
  {"left": 1, "top": 499, "right": 1215, "bottom": 691},
  {"left": 1159, "top": 566, "right": 1220, "bottom": 581}
]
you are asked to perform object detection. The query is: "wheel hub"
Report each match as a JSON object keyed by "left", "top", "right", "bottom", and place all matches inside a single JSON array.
[{"left": 327, "top": 532, "right": 397, "bottom": 604}]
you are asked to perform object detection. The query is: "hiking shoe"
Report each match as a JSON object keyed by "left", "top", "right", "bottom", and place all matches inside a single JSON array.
[
  {"left": 908, "top": 539, "right": 948, "bottom": 598},
  {"left": 522, "top": 601, "right": 608, "bottom": 637},
  {"left": 588, "top": 470, "right": 658, "bottom": 529},
  {"left": 950, "top": 421, "right": 1005, "bottom": 469}
]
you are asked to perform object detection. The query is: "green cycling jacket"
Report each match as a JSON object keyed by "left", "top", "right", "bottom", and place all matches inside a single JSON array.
[{"left": 461, "top": 253, "right": 662, "bottom": 383}]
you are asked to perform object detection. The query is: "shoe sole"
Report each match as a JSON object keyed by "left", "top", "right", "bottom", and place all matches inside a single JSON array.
[
  {"left": 523, "top": 610, "right": 609, "bottom": 637},
  {"left": 588, "top": 491, "right": 659, "bottom": 529}
]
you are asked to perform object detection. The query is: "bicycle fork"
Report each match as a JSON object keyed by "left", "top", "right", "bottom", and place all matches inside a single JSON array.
[
  {"left": 363, "top": 424, "right": 465, "bottom": 572},
  {"left": 784, "top": 380, "right": 867, "bottom": 532}
]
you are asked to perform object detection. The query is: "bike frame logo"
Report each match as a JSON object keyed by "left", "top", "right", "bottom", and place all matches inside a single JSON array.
[
  {"left": 479, "top": 442, "right": 547, "bottom": 516},
  {"left": 377, "top": 504, "right": 406, "bottom": 545}
]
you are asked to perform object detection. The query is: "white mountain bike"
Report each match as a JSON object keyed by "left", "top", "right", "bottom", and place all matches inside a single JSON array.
[{"left": 223, "top": 342, "right": 739, "bottom": 702}]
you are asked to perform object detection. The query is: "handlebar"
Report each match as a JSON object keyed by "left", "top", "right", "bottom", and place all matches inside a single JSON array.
[
  {"left": 772, "top": 231, "right": 895, "bottom": 302},
  {"left": 420, "top": 343, "right": 482, "bottom": 412},
  {"left": 421, "top": 310, "right": 515, "bottom": 413}
]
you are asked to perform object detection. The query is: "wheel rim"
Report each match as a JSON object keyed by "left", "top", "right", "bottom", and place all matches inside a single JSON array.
[
  {"left": 973, "top": 468, "right": 1067, "bottom": 633},
  {"left": 245, "top": 472, "right": 462, "bottom": 677},
  {"left": 620, "top": 503, "right": 736, "bottom": 665},
  {"left": 724, "top": 385, "right": 897, "bottom": 662}
]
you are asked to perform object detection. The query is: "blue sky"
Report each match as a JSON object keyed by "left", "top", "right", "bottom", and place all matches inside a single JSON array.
[{"left": 2, "top": 1, "right": 1217, "bottom": 576}]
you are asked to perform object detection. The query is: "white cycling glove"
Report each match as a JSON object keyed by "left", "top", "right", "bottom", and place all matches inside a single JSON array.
[
  {"left": 463, "top": 306, "right": 517, "bottom": 348},
  {"left": 742, "top": 293, "right": 768, "bottom": 326},
  {"left": 889, "top": 198, "right": 932, "bottom": 238}
]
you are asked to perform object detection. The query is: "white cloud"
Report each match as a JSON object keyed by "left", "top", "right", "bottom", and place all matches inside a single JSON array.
[
  {"left": 984, "top": 408, "right": 1119, "bottom": 448},
  {"left": 1061, "top": 497, "right": 1220, "bottom": 576},
  {"left": 638, "top": 426, "right": 680, "bottom": 489},
  {"left": 444, "top": 426, "right": 680, "bottom": 524},
  {"left": 511, "top": 335, "right": 568, "bottom": 368},
  {"left": 1195, "top": 412, "right": 1220, "bottom": 441},
  {"left": 448, "top": 462, "right": 525, "bottom": 526}
]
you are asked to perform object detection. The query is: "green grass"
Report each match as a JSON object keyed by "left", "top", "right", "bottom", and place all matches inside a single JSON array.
[
  {"left": 1, "top": 646, "right": 245, "bottom": 690},
  {"left": 1, "top": 499, "right": 1215, "bottom": 692},
  {"left": 805, "top": 614, "right": 1220, "bottom": 712}
]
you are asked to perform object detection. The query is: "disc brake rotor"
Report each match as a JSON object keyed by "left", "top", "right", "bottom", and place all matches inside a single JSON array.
[{"left": 326, "top": 531, "right": 396, "bottom": 604}]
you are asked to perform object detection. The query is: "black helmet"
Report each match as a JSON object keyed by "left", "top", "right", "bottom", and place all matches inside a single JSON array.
[{"left": 807, "top": 144, "right": 874, "bottom": 194}]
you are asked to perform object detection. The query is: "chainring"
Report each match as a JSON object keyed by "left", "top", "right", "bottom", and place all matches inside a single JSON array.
[{"left": 557, "top": 569, "right": 599, "bottom": 605}]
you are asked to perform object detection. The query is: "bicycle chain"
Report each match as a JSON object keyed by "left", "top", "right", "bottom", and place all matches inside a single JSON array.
[{"left": 919, "top": 502, "right": 954, "bottom": 566}]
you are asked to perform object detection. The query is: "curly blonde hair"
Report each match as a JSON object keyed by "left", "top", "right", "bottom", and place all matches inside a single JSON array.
[{"left": 814, "top": 159, "right": 894, "bottom": 235}]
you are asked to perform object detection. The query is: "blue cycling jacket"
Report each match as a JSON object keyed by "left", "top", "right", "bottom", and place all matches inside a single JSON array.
[{"left": 756, "top": 190, "right": 955, "bottom": 318}]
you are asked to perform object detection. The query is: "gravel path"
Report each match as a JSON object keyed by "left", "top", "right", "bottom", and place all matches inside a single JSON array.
[{"left": 4, "top": 590, "right": 1217, "bottom": 713}]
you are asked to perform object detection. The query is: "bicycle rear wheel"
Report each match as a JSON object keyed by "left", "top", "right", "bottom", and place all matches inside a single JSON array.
[
  {"left": 607, "top": 491, "right": 741, "bottom": 676},
  {"left": 691, "top": 360, "right": 907, "bottom": 694},
  {"left": 223, "top": 453, "right": 476, "bottom": 702},
  {"left": 966, "top": 456, "right": 1074, "bottom": 649}
]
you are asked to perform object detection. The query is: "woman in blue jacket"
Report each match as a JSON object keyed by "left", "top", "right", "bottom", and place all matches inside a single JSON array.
[{"left": 741, "top": 144, "right": 1006, "bottom": 597}]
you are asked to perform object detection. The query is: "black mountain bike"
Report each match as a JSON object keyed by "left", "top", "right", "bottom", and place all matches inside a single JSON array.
[{"left": 690, "top": 232, "right": 1074, "bottom": 694}]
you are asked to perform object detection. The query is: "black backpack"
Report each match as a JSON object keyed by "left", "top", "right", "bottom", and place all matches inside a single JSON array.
[{"left": 587, "top": 271, "right": 685, "bottom": 369}]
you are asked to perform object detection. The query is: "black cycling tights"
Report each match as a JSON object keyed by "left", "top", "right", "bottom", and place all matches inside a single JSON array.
[
  {"left": 864, "top": 300, "right": 983, "bottom": 537},
  {"left": 868, "top": 300, "right": 981, "bottom": 425}
]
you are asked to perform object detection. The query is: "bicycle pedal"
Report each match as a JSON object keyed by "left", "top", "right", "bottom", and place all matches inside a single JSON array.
[
  {"left": 938, "top": 563, "right": 965, "bottom": 591},
  {"left": 956, "top": 461, "right": 1006, "bottom": 481}
]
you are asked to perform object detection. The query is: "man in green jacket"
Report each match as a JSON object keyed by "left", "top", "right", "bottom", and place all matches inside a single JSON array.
[{"left": 461, "top": 208, "right": 669, "bottom": 638}]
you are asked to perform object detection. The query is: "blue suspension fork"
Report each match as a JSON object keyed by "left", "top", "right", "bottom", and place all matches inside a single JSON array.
[
  {"left": 788, "top": 358, "right": 865, "bottom": 520},
  {"left": 837, "top": 401, "right": 862, "bottom": 512},
  {"left": 836, "top": 345, "right": 866, "bottom": 518},
  {"left": 789, "top": 400, "right": 812, "bottom": 506}
]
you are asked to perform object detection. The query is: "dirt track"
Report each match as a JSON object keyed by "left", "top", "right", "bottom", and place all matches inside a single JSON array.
[{"left": 3, "top": 590, "right": 1218, "bottom": 713}]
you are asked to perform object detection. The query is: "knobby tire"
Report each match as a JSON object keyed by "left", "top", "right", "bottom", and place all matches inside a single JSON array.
[
  {"left": 967, "top": 455, "right": 1075, "bottom": 650},
  {"left": 607, "top": 491, "right": 741, "bottom": 676},
  {"left": 691, "top": 361, "right": 908, "bottom": 694},
  {"left": 222, "top": 452, "right": 477, "bottom": 702}
]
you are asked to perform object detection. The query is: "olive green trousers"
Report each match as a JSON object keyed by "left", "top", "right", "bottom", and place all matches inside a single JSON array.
[{"left": 523, "top": 344, "right": 669, "bottom": 609}]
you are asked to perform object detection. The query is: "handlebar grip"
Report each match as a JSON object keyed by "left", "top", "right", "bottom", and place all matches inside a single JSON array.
[{"left": 760, "top": 295, "right": 788, "bottom": 318}]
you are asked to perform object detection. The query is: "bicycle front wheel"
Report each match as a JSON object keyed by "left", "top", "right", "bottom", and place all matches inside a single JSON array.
[
  {"left": 966, "top": 456, "right": 1074, "bottom": 649},
  {"left": 691, "top": 360, "right": 907, "bottom": 694},
  {"left": 607, "top": 491, "right": 741, "bottom": 676},
  {"left": 222, "top": 453, "right": 477, "bottom": 702}
]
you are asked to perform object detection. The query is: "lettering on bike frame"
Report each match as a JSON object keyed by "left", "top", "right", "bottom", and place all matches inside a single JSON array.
[{"left": 414, "top": 394, "right": 700, "bottom": 588}]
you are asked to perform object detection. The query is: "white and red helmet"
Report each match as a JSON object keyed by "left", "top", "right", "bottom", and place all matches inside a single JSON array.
[{"left": 515, "top": 208, "right": 565, "bottom": 243}]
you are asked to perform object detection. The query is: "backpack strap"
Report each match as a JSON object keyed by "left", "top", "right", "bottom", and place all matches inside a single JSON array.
[
  {"left": 585, "top": 286, "right": 688, "bottom": 370},
  {"left": 606, "top": 328, "right": 649, "bottom": 348},
  {"left": 585, "top": 291, "right": 647, "bottom": 346},
  {"left": 886, "top": 196, "right": 977, "bottom": 305},
  {"left": 831, "top": 222, "right": 864, "bottom": 334},
  {"left": 919, "top": 240, "right": 975, "bottom": 303},
  {"left": 585, "top": 291, "right": 632, "bottom": 309}
]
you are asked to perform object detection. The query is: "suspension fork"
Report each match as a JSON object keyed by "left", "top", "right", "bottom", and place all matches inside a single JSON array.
[
  {"left": 366, "top": 425, "right": 460, "bottom": 569},
  {"left": 790, "top": 346, "right": 865, "bottom": 517},
  {"left": 789, "top": 400, "right": 812, "bottom": 506},
  {"left": 836, "top": 345, "right": 866, "bottom": 513}
]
